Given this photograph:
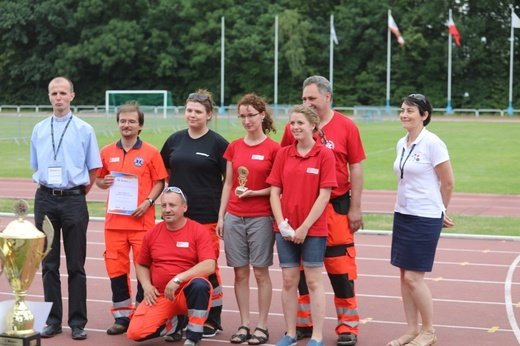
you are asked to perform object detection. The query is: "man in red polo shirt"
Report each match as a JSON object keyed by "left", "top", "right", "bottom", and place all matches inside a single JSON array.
[
  {"left": 96, "top": 102, "right": 168, "bottom": 335},
  {"left": 280, "top": 76, "right": 366, "bottom": 346},
  {"left": 127, "top": 187, "right": 216, "bottom": 346}
]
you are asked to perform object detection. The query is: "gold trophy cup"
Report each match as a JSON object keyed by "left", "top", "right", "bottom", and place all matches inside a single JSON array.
[
  {"left": 235, "top": 166, "right": 249, "bottom": 196},
  {"left": 0, "top": 200, "right": 54, "bottom": 345}
]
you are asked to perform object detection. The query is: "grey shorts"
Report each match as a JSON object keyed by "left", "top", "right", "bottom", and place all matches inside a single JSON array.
[{"left": 223, "top": 213, "right": 275, "bottom": 268}]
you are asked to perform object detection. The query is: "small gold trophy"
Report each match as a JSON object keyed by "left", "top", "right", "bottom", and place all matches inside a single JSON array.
[
  {"left": 235, "top": 166, "right": 249, "bottom": 196},
  {"left": 0, "top": 199, "right": 54, "bottom": 346}
]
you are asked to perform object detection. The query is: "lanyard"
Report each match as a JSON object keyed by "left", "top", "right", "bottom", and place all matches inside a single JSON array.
[
  {"left": 399, "top": 143, "right": 416, "bottom": 179},
  {"left": 51, "top": 115, "right": 73, "bottom": 162}
]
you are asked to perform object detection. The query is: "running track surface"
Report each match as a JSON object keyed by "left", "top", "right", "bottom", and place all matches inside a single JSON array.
[
  {"left": 0, "top": 178, "right": 519, "bottom": 345},
  {"left": 1, "top": 178, "right": 520, "bottom": 217}
]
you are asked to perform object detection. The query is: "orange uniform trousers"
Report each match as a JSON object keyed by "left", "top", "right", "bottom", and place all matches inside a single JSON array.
[
  {"left": 297, "top": 203, "right": 360, "bottom": 335},
  {"left": 127, "top": 277, "right": 212, "bottom": 341},
  {"left": 202, "top": 222, "right": 223, "bottom": 329},
  {"left": 104, "top": 228, "right": 146, "bottom": 322}
]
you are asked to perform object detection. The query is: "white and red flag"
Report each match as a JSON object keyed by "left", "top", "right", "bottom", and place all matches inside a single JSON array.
[
  {"left": 513, "top": 11, "right": 520, "bottom": 29},
  {"left": 448, "top": 18, "right": 461, "bottom": 46},
  {"left": 388, "top": 13, "right": 405, "bottom": 46}
]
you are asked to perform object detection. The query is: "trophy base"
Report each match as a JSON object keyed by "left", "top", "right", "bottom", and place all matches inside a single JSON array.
[
  {"left": 0, "top": 332, "right": 40, "bottom": 346},
  {"left": 235, "top": 187, "right": 248, "bottom": 196}
]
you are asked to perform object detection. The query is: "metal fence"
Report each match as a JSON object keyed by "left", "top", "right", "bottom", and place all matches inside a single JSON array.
[{"left": 1, "top": 104, "right": 517, "bottom": 144}]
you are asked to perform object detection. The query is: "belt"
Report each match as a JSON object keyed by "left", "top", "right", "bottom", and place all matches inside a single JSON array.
[
  {"left": 39, "top": 185, "right": 86, "bottom": 196},
  {"left": 325, "top": 243, "right": 355, "bottom": 257}
]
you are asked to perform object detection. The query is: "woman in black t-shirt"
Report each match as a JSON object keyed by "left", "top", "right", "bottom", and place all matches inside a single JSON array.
[{"left": 160, "top": 89, "right": 228, "bottom": 338}]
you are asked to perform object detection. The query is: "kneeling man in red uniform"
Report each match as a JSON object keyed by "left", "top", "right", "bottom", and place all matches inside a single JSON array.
[{"left": 127, "top": 187, "right": 216, "bottom": 346}]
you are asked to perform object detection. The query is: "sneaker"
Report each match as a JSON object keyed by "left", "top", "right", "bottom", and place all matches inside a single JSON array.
[
  {"left": 202, "top": 325, "right": 219, "bottom": 338},
  {"left": 184, "top": 339, "right": 202, "bottom": 346},
  {"left": 337, "top": 332, "right": 357, "bottom": 346},
  {"left": 276, "top": 335, "right": 297, "bottom": 346},
  {"left": 296, "top": 327, "right": 313, "bottom": 340},
  {"left": 106, "top": 323, "right": 128, "bottom": 335},
  {"left": 165, "top": 330, "right": 183, "bottom": 342},
  {"left": 307, "top": 340, "right": 324, "bottom": 346}
]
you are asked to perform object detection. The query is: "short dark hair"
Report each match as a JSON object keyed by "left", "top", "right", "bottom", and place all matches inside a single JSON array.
[
  {"left": 117, "top": 101, "right": 144, "bottom": 133},
  {"left": 401, "top": 94, "right": 433, "bottom": 126}
]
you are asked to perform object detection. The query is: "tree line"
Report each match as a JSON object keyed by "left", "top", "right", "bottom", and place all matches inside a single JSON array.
[{"left": 0, "top": 0, "right": 519, "bottom": 111}]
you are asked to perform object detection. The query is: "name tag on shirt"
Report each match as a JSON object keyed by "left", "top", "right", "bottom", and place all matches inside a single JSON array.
[
  {"left": 306, "top": 167, "right": 319, "bottom": 174},
  {"left": 110, "top": 157, "right": 120, "bottom": 162},
  {"left": 177, "top": 242, "right": 189, "bottom": 248},
  {"left": 251, "top": 154, "right": 264, "bottom": 160},
  {"left": 48, "top": 166, "right": 62, "bottom": 185},
  {"left": 398, "top": 180, "right": 407, "bottom": 207}
]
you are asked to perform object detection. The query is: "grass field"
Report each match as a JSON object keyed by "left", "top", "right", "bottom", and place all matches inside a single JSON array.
[
  {"left": 2, "top": 112, "right": 519, "bottom": 194},
  {"left": 1, "top": 112, "right": 518, "bottom": 236}
]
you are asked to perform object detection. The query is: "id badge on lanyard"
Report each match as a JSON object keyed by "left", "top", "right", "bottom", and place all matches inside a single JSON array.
[
  {"left": 398, "top": 143, "right": 416, "bottom": 208},
  {"left": 48, "top": 166, "right": 63, "bottom": 185},
  {"left": 49, "top": 115, "right": 72, "bottom": 186},
  {"left": 397, "top": 180, "right": 406, "bottom": 207}
]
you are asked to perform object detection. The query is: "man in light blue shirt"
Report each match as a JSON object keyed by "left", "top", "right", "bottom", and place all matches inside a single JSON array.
[{"left": 30, "top": 76, "right": 101, "bottom": 341}]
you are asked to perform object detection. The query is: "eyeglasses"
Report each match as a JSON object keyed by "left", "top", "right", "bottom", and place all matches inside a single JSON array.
[
  {"left": 237, "top": 112, "right": 260, "bottom": 121},
  {"left": 188, "top": 93, "right": 209, "bottom": 101},
  {"left": 318, "top": 128, "right": 328, "bottom": 146},
  {"left": 162, "top": 186, "right": 187, "bottom": 203}
]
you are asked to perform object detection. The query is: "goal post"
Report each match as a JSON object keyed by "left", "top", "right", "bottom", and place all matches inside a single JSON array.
[{"left": 105, "top": 90, "right": 171, "bottom": 118}]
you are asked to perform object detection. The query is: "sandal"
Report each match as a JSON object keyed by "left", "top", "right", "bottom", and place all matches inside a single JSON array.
[
  {"left": 230, "top": 326, "right": 251, "bottom": 344},
  {"left": 387, "top": 333, "right": 419, "bottom": 346},
  {"left": 248, "top": 327, "right": 269, "bottom": 345},
  {"left": 408, "top": 330, "right": 437, "bottom": 346}
]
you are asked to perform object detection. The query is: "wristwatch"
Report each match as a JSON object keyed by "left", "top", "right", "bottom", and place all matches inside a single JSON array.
[
  {"left": 146, "top": 198, "right": 154, "bottom": 206},
  {"left": 173, "top": 277, "right": 182, "bottom": 285}
]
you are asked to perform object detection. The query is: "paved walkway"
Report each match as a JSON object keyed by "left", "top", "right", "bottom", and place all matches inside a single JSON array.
[{"left": 0, "top": 178, "right": 519, "bottom": 217}]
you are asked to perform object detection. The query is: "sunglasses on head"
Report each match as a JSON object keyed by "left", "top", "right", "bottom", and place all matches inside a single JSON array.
[
  {"left": 318, "top": 128, "right": 328, "bottom": 145},
  {"left": 408, "top": 93, "right": 427, "bottom": 103},
  {"left": 162, "top": 186, "right": 187, "bottom": 203},
  {"left": 188, "top": 93, "right": 209, "bottom": 101}
]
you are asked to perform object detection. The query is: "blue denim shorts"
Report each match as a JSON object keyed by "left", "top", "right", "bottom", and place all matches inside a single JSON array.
[{"left": 275, "top": 233, "right": 327, "bottom": 268}]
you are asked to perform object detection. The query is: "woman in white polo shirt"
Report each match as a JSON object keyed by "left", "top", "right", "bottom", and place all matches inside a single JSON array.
[{"left": 387, "top": 94, "right": 454, "bottom": 346}]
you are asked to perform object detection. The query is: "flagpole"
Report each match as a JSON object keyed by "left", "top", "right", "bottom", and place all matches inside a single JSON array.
[
  {"left": 274, "top": 15, "right": 279, "bottom": 114},
  {"left": 386, "top": 10, "right": 391, "bottom": 113},
  {"left": 446, "top": 9, "right": 453, "bottom": 114},
  {"left": 508, "top": 6, "right": 515, "bottom": 115},
  {"left": 330, "top": 14, "right": 334, "bottom": 95},
  {"left": 220, "top": 16, "right": 225, "bottom": 115}
]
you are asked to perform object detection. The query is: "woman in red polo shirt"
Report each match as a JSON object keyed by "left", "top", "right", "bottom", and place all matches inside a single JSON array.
[
  {"left": 217, "top": 93, "right": 280, "bottom": 345},
  {"left": 267, "top": 105, "right": 337, "bottom": 346}
]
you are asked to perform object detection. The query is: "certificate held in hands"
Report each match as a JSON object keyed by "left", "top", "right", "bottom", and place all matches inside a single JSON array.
[{"left": 107, "top": 172, "right": 138, "bottom": 215}]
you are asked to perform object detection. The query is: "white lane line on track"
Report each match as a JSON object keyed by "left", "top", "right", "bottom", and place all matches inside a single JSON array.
[{"left": 505, "top": 254, "right": 520, "bottom": 343}]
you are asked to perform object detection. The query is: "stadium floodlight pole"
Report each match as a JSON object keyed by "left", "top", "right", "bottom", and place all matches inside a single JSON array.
[
  {"left": 220, "top": 16, "right": 225, "bottom": 115},
  {"left": 274, "top": 15, "right": 278, "bottom": 114},
  {"left": 446, "top": 9, "right": 454, "bottom": 114}
]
